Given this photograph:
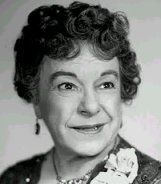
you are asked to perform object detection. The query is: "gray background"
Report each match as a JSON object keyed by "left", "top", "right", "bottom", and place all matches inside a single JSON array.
[{"left": 0, "top": 0, "right": 161, "bottom": 173}]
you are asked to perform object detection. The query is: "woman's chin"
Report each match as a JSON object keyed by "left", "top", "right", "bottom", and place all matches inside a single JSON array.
[{"left": 68, "top": 141, "right": 108, "bottom": 157}]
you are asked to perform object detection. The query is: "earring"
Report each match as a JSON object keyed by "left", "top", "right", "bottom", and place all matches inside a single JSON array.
[
  {"left": 35, "top": 118, "right": 40, "bottom": 135},
  {"left": 120, "top": 121, "right": 123, "bottom": 129}
]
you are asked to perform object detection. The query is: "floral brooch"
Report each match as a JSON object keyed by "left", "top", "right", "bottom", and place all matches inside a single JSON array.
[{"left": 91, "top": 148, "right": 138, "bottom": 184}]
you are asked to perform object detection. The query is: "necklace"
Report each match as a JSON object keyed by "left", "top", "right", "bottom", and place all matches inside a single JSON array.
[
  {"left": 53, "top": 157, "right": 93, "bottom": 184},
  {"left": 53, "top": 138, "right": 119, "bottom": 184}
]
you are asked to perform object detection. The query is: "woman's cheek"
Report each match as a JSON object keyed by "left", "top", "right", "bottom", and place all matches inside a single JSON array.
[
  {"left": 46, "top": 94, "right": 78, "bottom": 123},
  {"left": 99, "top": 92, "right": 121, "bottom": 107}
]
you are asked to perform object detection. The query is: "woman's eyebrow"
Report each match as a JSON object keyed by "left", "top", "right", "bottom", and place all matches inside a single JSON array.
[
  {"left": 49, "top": 70, "right": 119, "bottom": 82},
  {"left": 50, "top": 71, "right": 77, "bottom": 81},
  {"left": 100, "top": 70, "right": 119, "bottom": 79}
]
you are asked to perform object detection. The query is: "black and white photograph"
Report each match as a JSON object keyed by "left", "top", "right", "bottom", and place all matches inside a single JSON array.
[{"left": 0, "top": 0, "right": 161, "bottom": 183}]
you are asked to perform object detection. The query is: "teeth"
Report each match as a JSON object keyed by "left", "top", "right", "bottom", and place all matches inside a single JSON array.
[
  {"left": 75, "top": 126, "right": 99, "bottom": 131},
  {"left": 72, "top": 124, "right": 104, "bottom": 134},
  {"left": 93, "top": 126, "right": 98, "bottom": 130}
]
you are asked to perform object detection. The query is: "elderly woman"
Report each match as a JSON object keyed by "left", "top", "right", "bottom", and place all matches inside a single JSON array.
[{"left": 0, "top": 1, "right": 161, "bottom": 184}]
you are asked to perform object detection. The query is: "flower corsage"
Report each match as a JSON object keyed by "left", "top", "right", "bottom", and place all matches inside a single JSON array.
[{"left": 91, "top": 148, "right": 138, "bottom": 184}]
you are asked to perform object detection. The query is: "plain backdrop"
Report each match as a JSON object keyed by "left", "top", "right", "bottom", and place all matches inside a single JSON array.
[{"left": 0, "top": 0, "right": 161, "bottom": 174}]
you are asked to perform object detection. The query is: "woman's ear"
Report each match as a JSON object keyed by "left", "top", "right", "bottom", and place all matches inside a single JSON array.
[
  {"left": 33, "top": 104, "right": 42, "bottom": 119},
  {"left": 32, "top": 88, "right": 42, "bottom": 118}
]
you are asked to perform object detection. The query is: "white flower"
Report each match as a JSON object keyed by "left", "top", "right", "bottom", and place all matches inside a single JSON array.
[
  {"left": 91, "top": 148, "right": 138, "bottom": 184},
  {"left": 90, "top": 170, "right": 129, "bottom": 184}
]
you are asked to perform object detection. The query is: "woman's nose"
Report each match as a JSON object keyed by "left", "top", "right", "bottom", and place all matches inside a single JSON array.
[{"left": 77, "top": 90, "right": 100, "bottom": 117}]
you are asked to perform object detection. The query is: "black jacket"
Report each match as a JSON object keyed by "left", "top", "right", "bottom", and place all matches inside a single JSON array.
[{"left": 0, "top": 137, "right": 161, "bottom": 184}]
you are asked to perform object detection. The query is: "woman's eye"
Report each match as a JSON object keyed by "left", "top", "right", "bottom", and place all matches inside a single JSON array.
[
  {"left": 57, "top": 82, "right": 77, "bottom": 91},
  {"left": 99, "top": 82, "right": 115, "bottom": 89}
]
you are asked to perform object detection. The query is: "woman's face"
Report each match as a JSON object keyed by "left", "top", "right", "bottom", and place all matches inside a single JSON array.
[{"left": 35, "top": 46, "right": 122, "bottom": 157}]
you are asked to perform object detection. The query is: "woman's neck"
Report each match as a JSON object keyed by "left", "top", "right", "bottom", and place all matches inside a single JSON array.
[{"left": 52, "top": 137, "right": 119, "bottom": 180}]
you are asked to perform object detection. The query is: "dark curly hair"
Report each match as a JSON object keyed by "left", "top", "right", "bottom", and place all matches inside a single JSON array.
[{"left": 14, "top": 1, "right": 141, "bottom": 104}]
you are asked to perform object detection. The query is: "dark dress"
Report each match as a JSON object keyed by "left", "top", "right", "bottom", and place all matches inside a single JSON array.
[{"left": 0, "top": 136, "right": 161, "bottom": 184}]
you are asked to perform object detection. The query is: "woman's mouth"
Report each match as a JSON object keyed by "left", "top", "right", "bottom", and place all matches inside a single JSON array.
[{"left": 71, "top": 124, "right": 105, "bottom": 134}]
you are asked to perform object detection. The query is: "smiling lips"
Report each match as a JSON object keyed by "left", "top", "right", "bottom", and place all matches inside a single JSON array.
[{"left": 71, "top": 123, "right": 106, "bottom": 134}]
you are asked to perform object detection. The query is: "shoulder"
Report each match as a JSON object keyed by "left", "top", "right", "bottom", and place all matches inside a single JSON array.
[
  {"left": 0, "top": 153, "right": 46, "bottom": 184},
  {"left": 134, "top": 147, "right": 161, "bottom": 184},
  {"left": 117, "top": 136, "right": 161, "bottom": 184},
  {"left": 88, "top": 136, "right": 161, "bottom": 184}
]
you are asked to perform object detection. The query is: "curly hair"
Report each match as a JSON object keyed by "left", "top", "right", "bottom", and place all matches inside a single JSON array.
[{"left": 14, "top": 1, "right": 141, "bottom": 103}]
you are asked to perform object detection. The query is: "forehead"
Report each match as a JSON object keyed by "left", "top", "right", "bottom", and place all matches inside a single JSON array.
[{"left": 41, "top": 46, "right": 120, "bottom": 79}]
